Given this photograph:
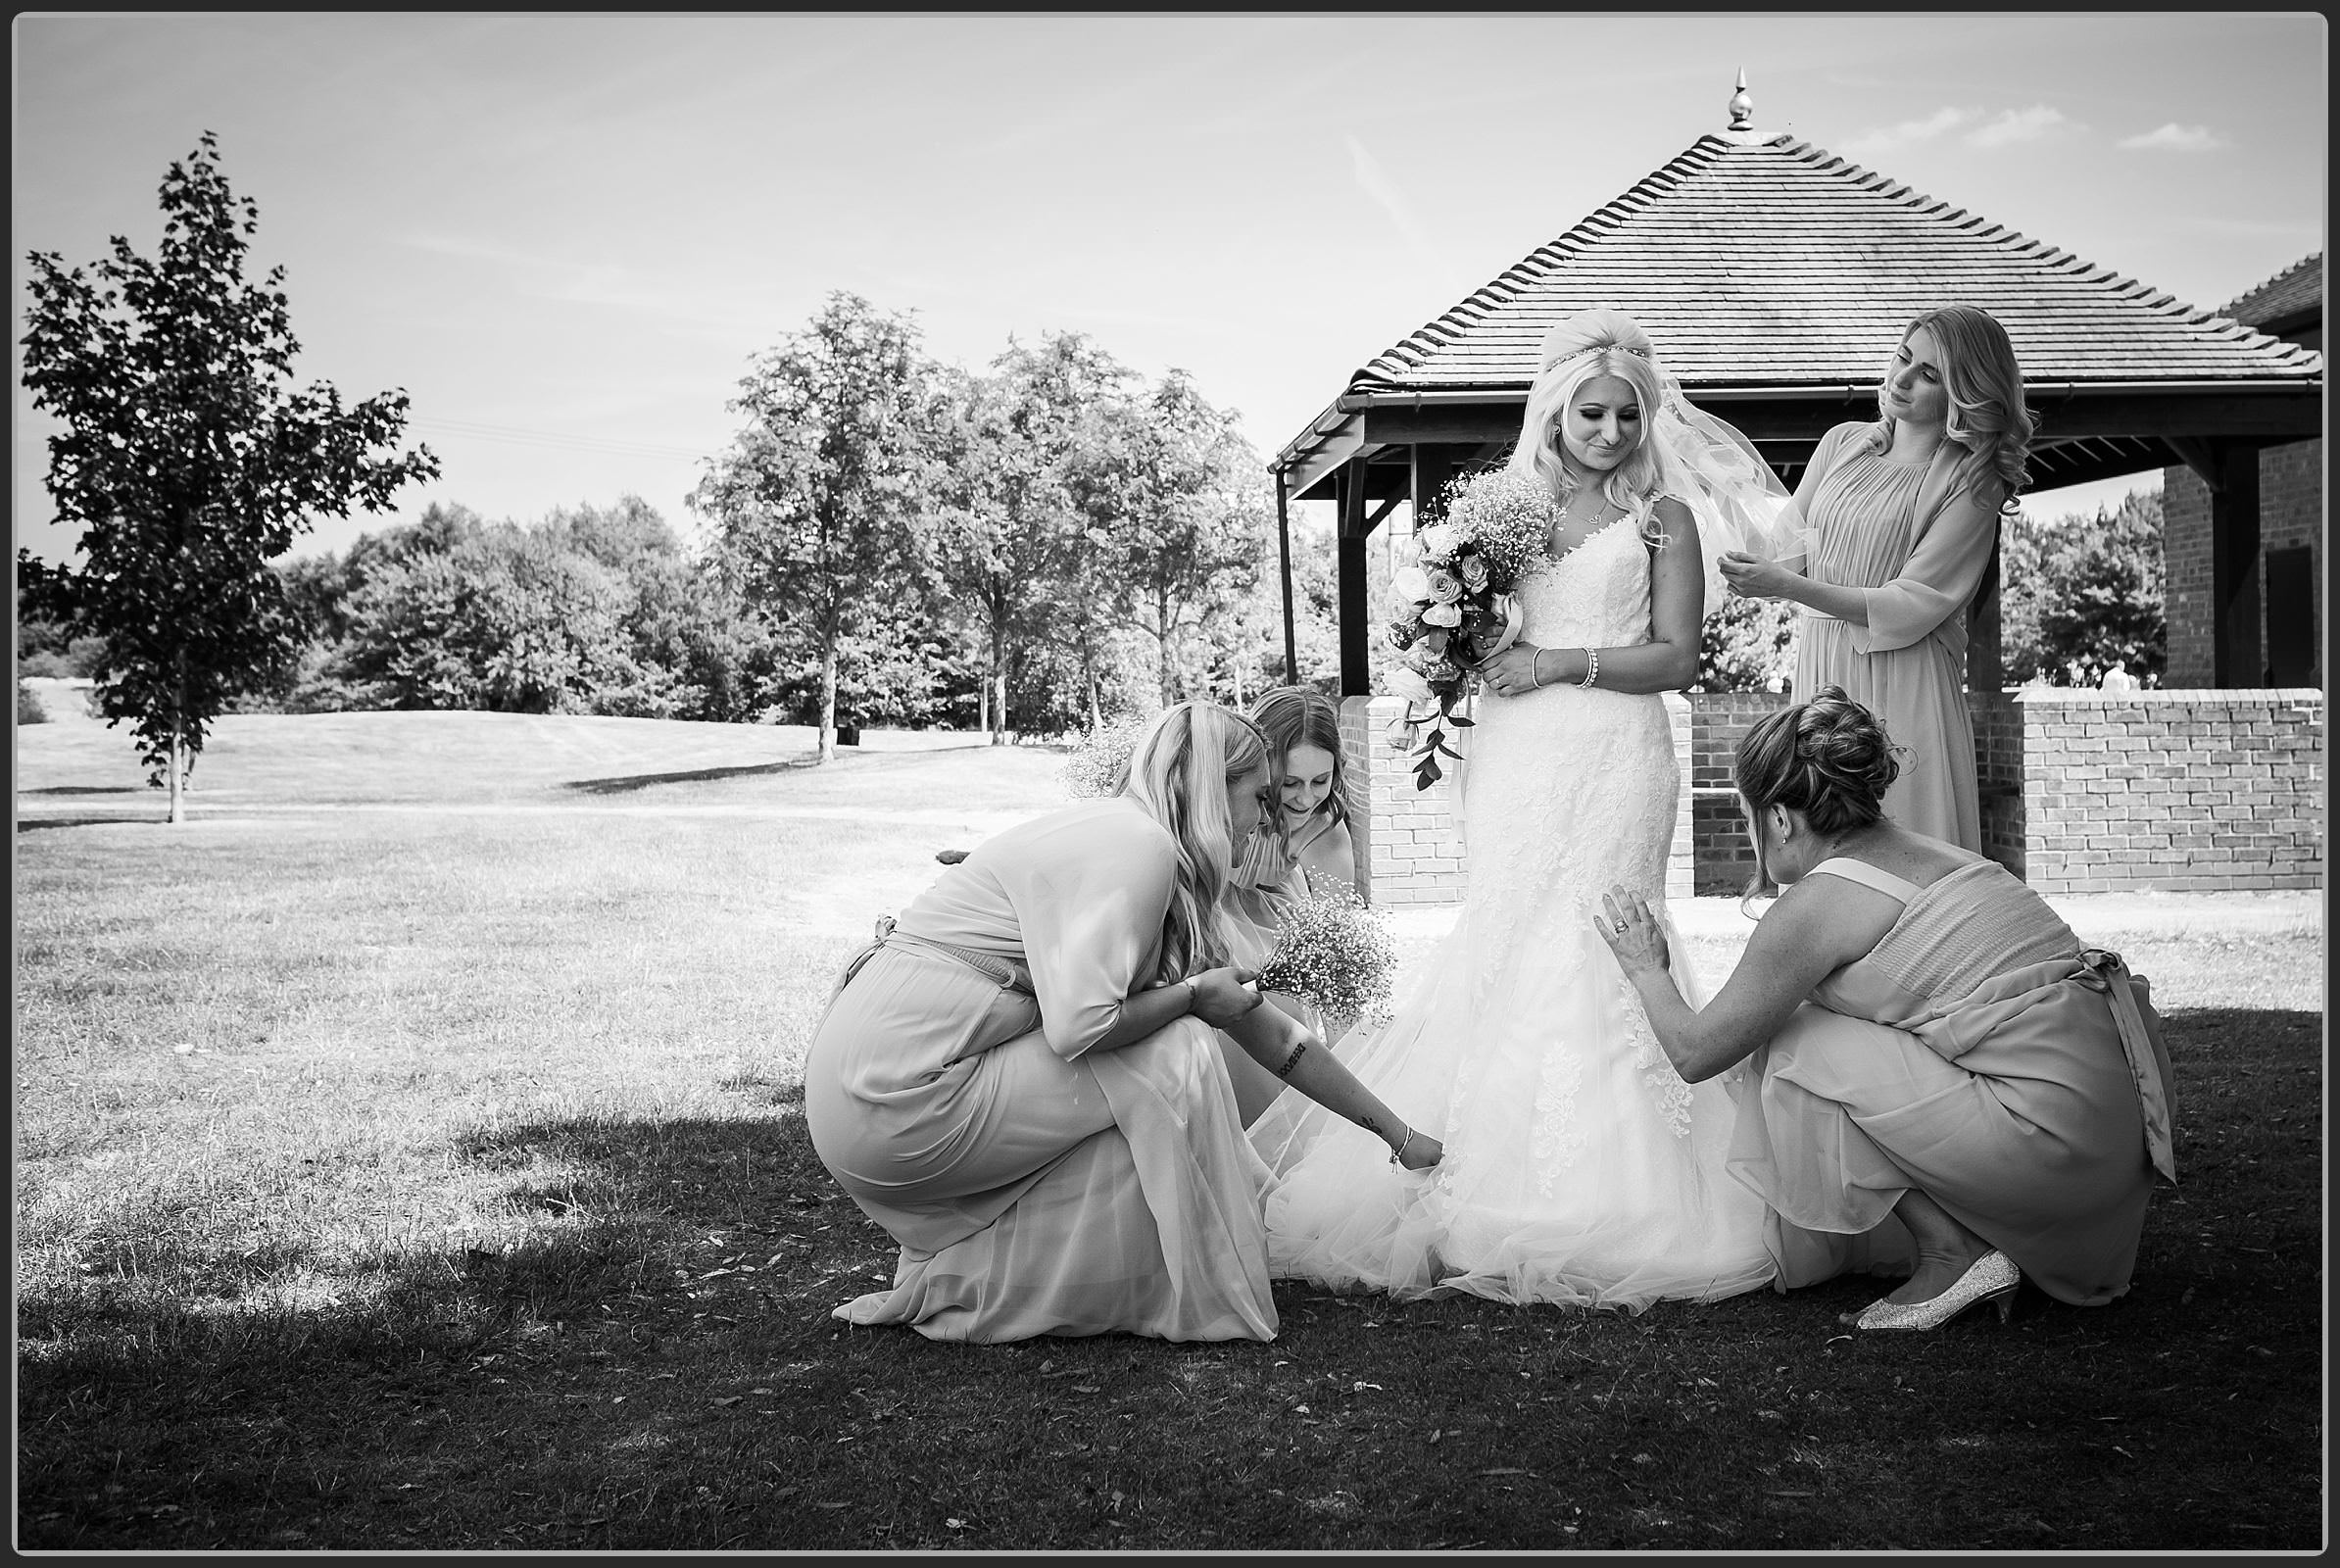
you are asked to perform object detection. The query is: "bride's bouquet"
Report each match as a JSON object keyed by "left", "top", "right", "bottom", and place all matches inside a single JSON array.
[
  {"left": 1383, "top": 469, "right": 1556, "bottom": 790},
  {"left": 1250, "top": 882, "right": 1396, "bottom": 1025}
]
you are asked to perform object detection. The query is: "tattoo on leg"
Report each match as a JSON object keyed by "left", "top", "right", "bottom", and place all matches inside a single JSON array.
[
  {"left": 1357, "top": 1113, "right": 1385, "bottom": 1140},
  {"left": 1272, "top": 1041, "right": 1308, "bottom": 1079}
]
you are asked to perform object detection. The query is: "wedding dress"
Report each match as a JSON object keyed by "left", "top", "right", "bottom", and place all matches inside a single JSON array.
[{"left": 1248, "top": 508, "right": 1777, "bottom": 1310}]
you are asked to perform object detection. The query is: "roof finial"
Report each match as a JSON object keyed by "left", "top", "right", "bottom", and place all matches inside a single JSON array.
[{"left": 1727, "top": 68, "right": 1754, "bottom": 131}]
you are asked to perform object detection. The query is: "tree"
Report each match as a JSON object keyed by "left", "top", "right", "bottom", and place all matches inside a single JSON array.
[
  {"left": 1070, "top": 370, "right": 1269, "bottom": 708},
  {"left": 690, "top": 292, "right": 935, "bottom": 761},
  {"left": 924, "top": 334, "right": 1136, "bottom": 741},
  {"left": 2002, "top": 489, "right": 2167, "bottom": 686},
  {"left": 18, "top": 132, "right": 437, "bottom": 820}
]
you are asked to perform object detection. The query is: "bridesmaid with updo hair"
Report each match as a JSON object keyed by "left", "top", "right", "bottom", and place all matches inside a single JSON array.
[{"left": 1594, "top": 688, "right": 2176, "bottom": 1332}]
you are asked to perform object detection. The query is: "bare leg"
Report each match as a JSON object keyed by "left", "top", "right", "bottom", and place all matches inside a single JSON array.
[{"left": 1880, "top": 1187, "right": 1992, "bottom": 1305}]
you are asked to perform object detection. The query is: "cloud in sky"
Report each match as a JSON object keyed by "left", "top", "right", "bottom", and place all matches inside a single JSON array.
[
  {"left": 1842, "top": 102, "right": 2083, "bottom": 156},
  {"left": 1965, "top": 105, "right": 2081, "bottom": 147},
  {"left": 1841, "top": 105, "right": 1981, "bottom": 153},
  {"left": 2119, "top": 122, "right": 2231, "bottom": 152}
]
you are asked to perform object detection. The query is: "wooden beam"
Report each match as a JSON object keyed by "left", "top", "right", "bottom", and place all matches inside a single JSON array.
[
  {"left": 2211, "top": 440, "right": 2264, "bottom": 686},
  {"left": 2163, "top": 435, "right": 2221, "bottom": 489},
  {"left": 1410, "top": 444, "right": 1457, "bottom": 526},
  {"left": 1967, "top": 527, "right": 2003, "bottom": 694},
  {"left": 1337, "top": 460, "right": 1372, "bottom": 696},
  {"left": 1275, "top": 469, "right": 1297, "bottom": 686},
  {"left": 1365, "top": 493, "right": 1404, "bottom": 530}
]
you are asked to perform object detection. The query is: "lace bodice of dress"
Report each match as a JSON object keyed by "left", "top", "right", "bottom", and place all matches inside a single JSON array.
[{"left": 1515, "top": 511, "right": 1659, "bottom": 651}]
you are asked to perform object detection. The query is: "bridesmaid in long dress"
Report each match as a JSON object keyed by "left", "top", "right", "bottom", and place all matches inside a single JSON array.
[
  {"left": 1718, "top": 305, "right": 2034, "bottom": 853},
  {"left": 804, "top": 701, "right": 1441, "bottom": 1344},
  {"left": 1595, "top": 690, "right": 2175, "bottom": 1331},
  {"left": 1220, "top": 686, "right": 1361, "bottom": 1124}
]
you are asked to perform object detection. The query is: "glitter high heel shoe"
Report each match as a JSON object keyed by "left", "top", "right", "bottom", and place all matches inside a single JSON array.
[{"left": 1854, "top": 1250, "right": 2020, "bottom": 1332}]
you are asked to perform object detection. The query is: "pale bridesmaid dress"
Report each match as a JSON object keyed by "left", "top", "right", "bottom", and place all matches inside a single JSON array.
[
  {"left": 804, "top": 796, "right": 1278, "bottom": 1344},
  {"left": 1790, "top": 420, "right": 2001, "bottom": 852},
  {"left": 1727, "top": 855, "right": 2176, "bottom": 1306}
]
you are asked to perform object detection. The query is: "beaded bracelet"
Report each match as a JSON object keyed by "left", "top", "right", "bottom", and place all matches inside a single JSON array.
[{"left": 1580, "top": 647, "right": 1600, "bottom": 688}]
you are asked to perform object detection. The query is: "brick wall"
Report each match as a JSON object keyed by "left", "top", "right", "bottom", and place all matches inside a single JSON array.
[
  {"left": 1687, "top": 691, "right": 1788, "bottom": 894},
  {"left": 2161, "top": 437, "right": 2322, "bottom": 688},
  {"left": 2162, "top": 464, "right": 2216, "bottom": 688},
  {"left": 2259, "top": 438, "right": 2323, "bottom": 686},
  {"left": 2011, "top": 688, "right": 2323, "bottom": 893},
  {"left": 1343, "top": 688, "right": 2321, "bottom": 902},
  {"left": 1337, "top": 693, "right": 1695, "bottom": 907},
  {"left": 1339, "top": 696, "right": 1467, "bottom": 906},
  {"left": 1972, "top": 691, "right": 2027, "bottom": 879}
]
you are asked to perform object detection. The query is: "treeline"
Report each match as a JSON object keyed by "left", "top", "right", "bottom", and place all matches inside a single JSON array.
[
  {"left": 242, "top": 295, "right": 1345, "bottom": 739},
  {"left": 18, "top": 291, "right": 2169, "bottom": 734}
]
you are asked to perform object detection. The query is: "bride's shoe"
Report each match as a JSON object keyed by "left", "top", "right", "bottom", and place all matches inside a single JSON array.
[{"left": 1853, "top": 1250, "right": 2020, "bottom": 1332}]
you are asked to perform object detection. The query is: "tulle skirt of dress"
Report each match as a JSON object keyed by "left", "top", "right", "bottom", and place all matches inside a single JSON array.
[{"left": 1248, "top": 898, "right": 1776, "bottom": 1312}]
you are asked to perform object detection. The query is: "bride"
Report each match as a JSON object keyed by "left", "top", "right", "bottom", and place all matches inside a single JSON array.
[{"left": 1248, "top": 308, "right": 1786, "bottom": 1310}]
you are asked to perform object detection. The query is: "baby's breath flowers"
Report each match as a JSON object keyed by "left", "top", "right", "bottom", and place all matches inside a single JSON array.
[
  {"left": 1059, "top": 714, "right": 1152, "bottom": 799},
  {"left": 1251, "top": 883, "right": 1396, "bottom": 1024}
]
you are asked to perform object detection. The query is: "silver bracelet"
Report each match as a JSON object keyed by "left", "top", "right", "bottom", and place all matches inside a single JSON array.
[
  {"left": 1531, "top": 649, "right": 1549, "bottom": 689},
  {"left": 1579, "top": 647, "right": 1600, "bottom": 688},
  {"left": 1388, "top": 1126, "right": 1416, "bottom": 1167}
]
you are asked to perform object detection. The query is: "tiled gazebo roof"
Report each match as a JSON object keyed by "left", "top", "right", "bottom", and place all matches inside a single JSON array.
[
  {"left": 2221, "top": 252, "right": 2322, "bottom": 331},
  {"left": 1277, "top": 127, "right": 2322, "bottom": 490},
  {"left": 1356, "top": 131, "right": 2317, "bottom": 396}
]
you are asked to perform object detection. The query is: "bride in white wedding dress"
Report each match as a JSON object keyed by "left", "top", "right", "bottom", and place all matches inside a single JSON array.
[{"left": 1249, "top": 309, "right": 1788, "bottom": 1310}]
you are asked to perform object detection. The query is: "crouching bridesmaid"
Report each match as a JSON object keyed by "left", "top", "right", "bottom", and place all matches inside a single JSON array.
[
  {"left": 1596, "top": 688, "right": 2175, "bottom": 1332},
  {"left": 805, "top": 700, "right": 1440, "bottom": 1344}
]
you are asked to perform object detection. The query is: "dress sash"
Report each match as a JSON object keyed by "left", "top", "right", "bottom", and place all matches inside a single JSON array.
[{"left": 1907, "top": 950, "right": 2178, "bottom": 1185}]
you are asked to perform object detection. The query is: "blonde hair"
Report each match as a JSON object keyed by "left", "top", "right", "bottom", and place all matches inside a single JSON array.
[
  {"left": 1119, "top": 701, "right": 1269, "bottom": 983},
  {"left": 1509, "top": 309, "right": 1675, "bottom": 544},
  {"left": 1872, "top": 304, "right": 2033, "bottom": 514}
]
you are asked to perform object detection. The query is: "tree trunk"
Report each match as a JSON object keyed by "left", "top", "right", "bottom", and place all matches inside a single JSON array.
[
  {"left": 977, "top": 664, "right": 991, "bottom": 739},
  {"left": 818, "top": 612, "right": 839, "bottom": 763},
  {"left": 990, "top": 621, "right": 1007, "bottom": 746},
  {"left": 167, "top": 724, "right": 184, "bottom": 825},
  {"left": 1155, "top": 584, "right": 1174, "bottom": 707}
]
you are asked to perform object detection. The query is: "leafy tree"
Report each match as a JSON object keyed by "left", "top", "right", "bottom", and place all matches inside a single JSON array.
[
  {"left": 691, "top": 292, "right": 935, "bottom": 760},
  {"left": 17, "top": 132, "right": 437, "bottom": 820},
  {"left": 1698, "top": 592, "right": 1797, "bottom": 693},
  {"left": 922, "top": 334, "right": 1137, "bottom": 741},
  {"left": 2002, "top": 489, "right": 2167, "bottom": 686},
  {"left": 1069, "top": 369, "right": 1269, "bottom": 708}
]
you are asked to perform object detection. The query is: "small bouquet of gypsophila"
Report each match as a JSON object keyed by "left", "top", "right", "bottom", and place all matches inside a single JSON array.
[
  {"left": 1383, "top": 467, "right": 1559, "bottom": 791},
  {"left": 1251, "top": 882, "right": 1397, "bottom": 1025},
  {"left": 1058, "top": 713, "right": 1153, "bottom": 799}
]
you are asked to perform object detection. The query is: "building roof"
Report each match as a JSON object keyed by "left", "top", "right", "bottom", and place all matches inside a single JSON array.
[
  {"left": 1281, "top": 128, "right": 2322, "bottom": 472},
  {"left": 2221, "top": 252, "right": 2321, "bottom": 330}
]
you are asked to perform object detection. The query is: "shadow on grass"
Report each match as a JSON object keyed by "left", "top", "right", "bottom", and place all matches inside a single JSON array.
[
  {"left": 17, "top": 815, "right": 157, "bottom": 833},
  {"left": 23, "top": 784, "right": 146, "bottom": 796},
  {"left": 560, "top": 757, "right": 824, "bottom": 796},
  {"left": 16, "top": 1008, "right": 2325, "bottom": 1553}
]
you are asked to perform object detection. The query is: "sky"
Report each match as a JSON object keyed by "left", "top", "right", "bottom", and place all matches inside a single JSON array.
[{"left": 11, "top": 12, "right": 2327, "bottom": 566}]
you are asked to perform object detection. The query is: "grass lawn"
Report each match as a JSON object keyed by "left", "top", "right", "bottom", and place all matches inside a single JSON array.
[{"left": 14, "top": 707, "right": 2324, "bottom": 1551}]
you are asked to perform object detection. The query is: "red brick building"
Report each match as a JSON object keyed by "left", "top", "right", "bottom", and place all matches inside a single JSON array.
[{"left": 2161, "top": 254, "right": 2323, "bottom": 688}]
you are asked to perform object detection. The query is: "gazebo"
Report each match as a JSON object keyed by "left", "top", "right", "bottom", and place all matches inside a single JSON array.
[
  {"left": 1269, "top": 85, "right": 2323, "bottom": 698},
  {"left": 1270, "top": 82, "right": 2325, "bottom": 906}
]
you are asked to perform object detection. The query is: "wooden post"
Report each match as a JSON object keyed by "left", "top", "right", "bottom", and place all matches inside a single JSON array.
[
  {"left": 1966, "top": 523, "right": 2004, "bottom": 694},
  {"left": 2211, "top": 440, "right": 2264, "bottom": 686},
  {"left": 1409, "top": 444, "right": 1454, "bottom": 527},
  {"left": 1275, "top": 469, "right": 1298, "bottom": 686},
  {"left": 1337, "top": 459, "right": 1371, "bottom": 697}
]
